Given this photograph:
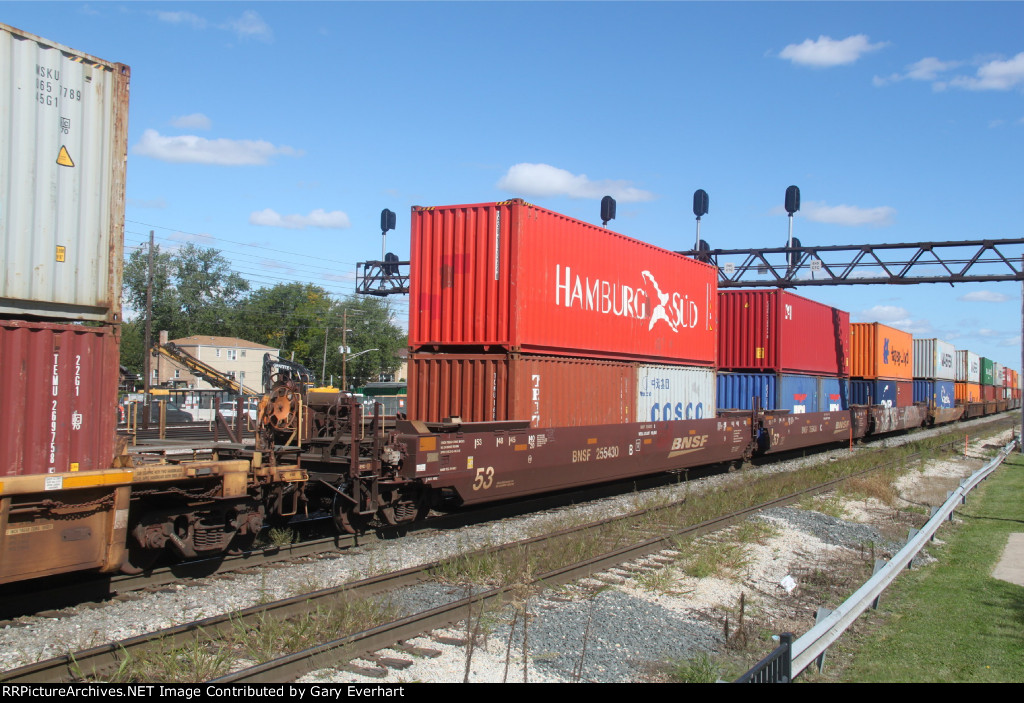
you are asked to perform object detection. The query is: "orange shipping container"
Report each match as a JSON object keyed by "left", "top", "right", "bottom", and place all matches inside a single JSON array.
[
  {"left": 850, "top": 323, "right": 913, "bottom": 380},
  {"left": 955, "top": 382, "right": 982, "bottom": 403}
]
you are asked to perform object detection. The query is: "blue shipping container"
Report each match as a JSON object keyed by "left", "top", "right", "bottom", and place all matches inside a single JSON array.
[
  {"left": 717, "top": 373, "right": 776, "bottom": 411},
  {"left": 850, "top": 379, "right": 898, "bottom": 407},
  {"left": 778, "top": 374, "right": 818, "bottom": 414},
  {"left": 818, "top": 377, "right": 849, "bottom": 412},
  {"left": 913, "top": 380, "right": 955, "bottom": 408}
]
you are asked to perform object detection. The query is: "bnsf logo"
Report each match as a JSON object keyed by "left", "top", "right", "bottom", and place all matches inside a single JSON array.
[{"left": 669, "top": 435, "right": 709, "bottom": 456}]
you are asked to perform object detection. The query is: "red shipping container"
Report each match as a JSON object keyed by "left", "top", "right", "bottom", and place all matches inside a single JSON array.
[
  {"left": 982, "top": 384, "right": 998, "bottom": 402},
  {"left": 0, "top": 319, "right": 119, "bottom": 476},
  {"left": 850, "top": 322, "right": 913, "bottom": 380},
  {"left": 718, "top": 289, "right": 850, "bottom": 375},
  {"left": 408, "top": 352, "right": 636, "bottom": 427},
  {"left": 895, "top": 381, "right": 914, "bottom": 408},
  {"left": 409, "top": 200, "right": 717, "bottom": 365}
]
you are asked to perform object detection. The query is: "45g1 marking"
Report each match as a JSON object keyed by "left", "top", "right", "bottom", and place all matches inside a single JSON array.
[{"left": 472, "top": 466, "right": 495, "bottom": 491}]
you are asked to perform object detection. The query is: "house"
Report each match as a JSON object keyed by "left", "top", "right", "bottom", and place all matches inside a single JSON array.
[{"left": 153, "top": 331, "right": 280, "bottom": 393}]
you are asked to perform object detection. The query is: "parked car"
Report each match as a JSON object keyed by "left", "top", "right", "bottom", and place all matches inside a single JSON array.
[{"left": 218, "top": 400, "right": 260, "bottom": 422}]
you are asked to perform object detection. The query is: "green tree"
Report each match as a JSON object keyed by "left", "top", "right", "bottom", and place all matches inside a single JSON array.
[
  {"left": 119, "top": 319, "right": 145, "bottom": 376},
  {"left": 329, "top": 295, "right": 407, "bottom": 390},
  {"left": 122, "top": 242, "right": 249, "bottom": 340}
]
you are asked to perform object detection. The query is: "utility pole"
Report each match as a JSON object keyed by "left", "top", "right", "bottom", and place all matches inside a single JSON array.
[
  {"left": 342, "top": 308, "right": 348, "bottom": 392},
  {"left": 143, "top": 230, "right": 154, "bottom": 430}
]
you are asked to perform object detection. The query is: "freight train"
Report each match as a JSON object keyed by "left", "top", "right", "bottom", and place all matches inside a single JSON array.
[{"left": 0, "top": 23, "right": 1020, "bottom": 587}]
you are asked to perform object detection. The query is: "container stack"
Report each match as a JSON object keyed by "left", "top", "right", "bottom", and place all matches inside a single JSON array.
[
  {"left": 980, "top": 357, "right": 997, "bottom": 402},
  {"left": 715, "top": 290, "right": 850, "bottom": 413},
  {"left": 0, "top": 24, "right": 129, "bottom": 476},
  {"left": 406, "top": 200, "right": 719, "bottom": 426},
  {"left": 912, "top": 338, "right": 956, "bottom": 409},
  {"left": 849, "top": 323, "right": 914, "bottom": 407},
  {"left": 955, "top": 350, "right": 982, "bottom": 403}
]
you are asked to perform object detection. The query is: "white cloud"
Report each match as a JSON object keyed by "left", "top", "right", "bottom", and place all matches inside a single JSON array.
[
  {"left": 225, "top": 11, "right": 272, "bottom": 42},
  {"left": 132, "top": 129, "right": 302, "bottom": 165},
  {"left": 856, "top": 305, "right": 909, "bottom": 323},
  {"left": 801, "top": 201, "right": 896, "bottom": 227},
  {"left": 779, "top": 35, "right": 888, "bottom": 68},
  {"left": 948, "top": 52, "right": 1024, "bottom": 91},
  {"left": 906, "top": 57, "right": 961, "bottom": 81},
  {"left": 249, "top": 208, "right": 351, "bottom": 230},
  {"left": 156, "top": 11, "right": 206, "bottom": 29},
  {"left": 170, "top": 113, "right": 212, "bottom": 130},
  {"left": 496, "top": 163, "right": 655, "bottom": 202},
  {"left": 959, "top": 290, "right": 1010, "bottom": 303}
]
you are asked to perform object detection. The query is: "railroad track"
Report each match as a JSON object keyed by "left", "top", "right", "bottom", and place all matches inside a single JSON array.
[
  {"left": 5, "top": 413, "right": 1014, "bottom": 622},
  {"left": 1, "top": 421, "right": 997, "bottom": 684}
]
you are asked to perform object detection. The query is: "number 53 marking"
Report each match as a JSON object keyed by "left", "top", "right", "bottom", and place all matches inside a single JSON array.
[{"left": 472, "top": 466, "right": 494, "bottom": 491}]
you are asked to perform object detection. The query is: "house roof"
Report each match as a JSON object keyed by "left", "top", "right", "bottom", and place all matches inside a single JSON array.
[{"left": 170, "top": 336, "right": 278, "bottom": 351}]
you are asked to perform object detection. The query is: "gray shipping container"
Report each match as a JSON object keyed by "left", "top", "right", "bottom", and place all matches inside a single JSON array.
[
  {"left": 956, "top": 350, "right": 981, "bottom": 384},
  {"left": 0, "top": 23, "right": 129, "bottom": 322},
  {"left": 913, "top": 338, "right": 956, "bottom": 381},
  {"left": 635, "top": 364, "right": 716, "bottom": 422}
]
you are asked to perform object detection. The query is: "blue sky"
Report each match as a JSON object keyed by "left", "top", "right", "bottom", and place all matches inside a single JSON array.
[{"left": 6, "top": 2, "right": 1024, "bottom": 369}]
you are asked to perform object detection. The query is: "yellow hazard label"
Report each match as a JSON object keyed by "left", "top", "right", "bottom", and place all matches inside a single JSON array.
[
  {"left": 70, "top": 462, "right": 79, "bottom": 472},
  {"left": 755, "top": 347, "right": 765, "bottom": 359},
  {"left": 56, "top": 245, "right": 66, "bottom": 262},
  {"left": 57, "top": 146, "right": 74, "bottom": 167}
]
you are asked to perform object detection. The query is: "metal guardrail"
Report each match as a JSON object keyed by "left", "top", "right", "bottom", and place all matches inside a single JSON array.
[{"left": 737, "top": 434, "right": 1020, "bottom": 682}]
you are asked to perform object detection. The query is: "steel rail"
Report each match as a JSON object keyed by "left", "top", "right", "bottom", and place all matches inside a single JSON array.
[
  {"left": 1, "top": 419, "right": 1006, "bottom": 682},
  {"left": 213, "top": 438, "right": 977, "bottom": 682}
]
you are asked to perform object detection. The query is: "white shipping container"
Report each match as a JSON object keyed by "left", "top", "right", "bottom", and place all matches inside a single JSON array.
[
  {"left": 956, "top": 350, "right": 981, "bottom": 384},
  {"left": 913, "top": 338, "right": 956, "bottom": 380},
  {"left": 993, "top": 361, "right": 1003, "bottom": 389},
  {"left": 0, "top": 23, "right": 129, "bottom": 322},
  {"left": 635, "top": 365, "right": 716, "bottom": 422}
]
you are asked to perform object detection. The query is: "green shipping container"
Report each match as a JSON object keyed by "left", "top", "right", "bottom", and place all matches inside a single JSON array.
[{"left": 980, "top": 357, "right": 995, "bottom": 386}]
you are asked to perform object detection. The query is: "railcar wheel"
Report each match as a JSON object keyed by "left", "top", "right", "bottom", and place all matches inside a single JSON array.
[
  {"left": 122, "top": 543, "right": 162, "bottom": 574},
  {"left": 331, "top": 494, "right": 372, "bottom": 534}
]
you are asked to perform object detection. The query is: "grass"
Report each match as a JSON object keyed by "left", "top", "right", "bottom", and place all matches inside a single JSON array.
[{"left": 809, "top": 451, "right": 1024, "bottom": 683}]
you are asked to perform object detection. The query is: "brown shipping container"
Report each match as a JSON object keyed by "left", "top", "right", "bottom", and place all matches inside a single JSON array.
[
  {"left": 850, "top": 323, "right": 913, "bottom": 380},
  {"left": 955, "top": 382, "right": 981, "bottom": 403},
  {"left": 718, "top": 289, "right": 850, "bottom": 375},
  {"left": 0, "top": 23, "right": 129, "bottom": 323},
  {"left": 408, "top": 352, "right": 636, "bottom": 427},
  {"left": 982, "top": 384, "right": 998, "bottom": 402},
  {"left": 895, "top": 381, "right": 914, "bottom": 408},
  {"left": 0, "top": 319, "right": 119, "bottom": 476},
  {"left": 409, "top": 200, "right": 717, "bottom": 365}
]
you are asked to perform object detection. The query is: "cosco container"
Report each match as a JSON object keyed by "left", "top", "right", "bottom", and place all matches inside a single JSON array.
[
  {"left": 717, "top": 289, "right": 850, "bottom": 375},
  {"left": 409, "top": 200, "right": 717, "bottom": 365},
  {"left": 912, "top": 339, "right": 956, "bottom": 381},
  {"left": 912, "top": 380, "right": 955, "bottom": 408},
  {"left": 850, "top": 323, "right": 913, "bottom": 380},
  {"left": 407, "top": 352, "right": 636, "bottom": 427},
  {"left": 635, "top": 365, "right": 715, "bottom": 422},
  {"left": 955, "top": 350, "right": 980, "bottom": 383},
  {"left": 980, "top": 358, "right": 995, "bottom": 387},
  {"left": 0, "top": 23, "right": 129, "bottom": 323},
  {"left": 0, "top": 319, "right": 119, "bottom": 476}
]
